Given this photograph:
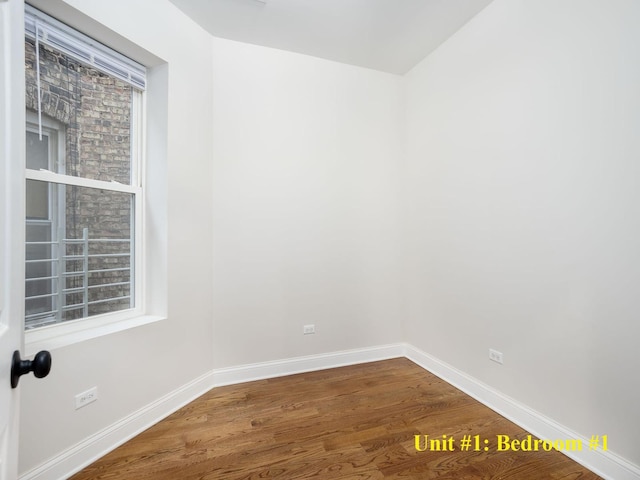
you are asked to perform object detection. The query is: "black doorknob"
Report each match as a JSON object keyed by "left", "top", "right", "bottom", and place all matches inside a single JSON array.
[{"left": 11, "top": 350, "right": 52, "bottom": 388}]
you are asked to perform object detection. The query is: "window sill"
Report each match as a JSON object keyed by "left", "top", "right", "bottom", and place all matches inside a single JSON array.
[{"left": 24, "top": 312, "right": 166, "bottom": 356}]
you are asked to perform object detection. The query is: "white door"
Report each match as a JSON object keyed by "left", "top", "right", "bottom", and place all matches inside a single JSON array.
[{"left": 0, "top": 0, "right": 25, "bottom": 478}]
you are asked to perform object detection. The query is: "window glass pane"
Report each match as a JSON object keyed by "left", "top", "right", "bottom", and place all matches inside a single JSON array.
[
  {"left": 25, "top": 222, "right": 54, "bottom": 326},
  {"left": 25, "top": 181, "right": 134, "bottom": 329},
  {"left": 26, "top": 130, "right": 49, "bottom": 170},
  {"left": 25, "top": 39, "right": 133, "bottom": 184},
  {"left": 26, "top": 179, "right": 50, "bottom": 220}
]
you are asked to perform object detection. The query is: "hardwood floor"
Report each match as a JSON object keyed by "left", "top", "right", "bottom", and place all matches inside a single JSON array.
[{"left": 71, "top": 358, "right": 601, "bottom": 479}]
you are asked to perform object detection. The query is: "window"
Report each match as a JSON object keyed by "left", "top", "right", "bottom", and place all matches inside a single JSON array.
[{"left": 24, "top": 6, "right": 146, "bottom": 331}]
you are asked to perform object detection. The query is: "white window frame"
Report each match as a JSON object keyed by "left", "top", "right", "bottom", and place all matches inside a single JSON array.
[{"left": 23, "top": 7, "right": 163, "bottom": 355}]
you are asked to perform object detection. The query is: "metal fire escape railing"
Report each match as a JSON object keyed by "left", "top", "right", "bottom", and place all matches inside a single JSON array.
[{"left": 25, "top": 227, "right": 132, "bottom": 329}]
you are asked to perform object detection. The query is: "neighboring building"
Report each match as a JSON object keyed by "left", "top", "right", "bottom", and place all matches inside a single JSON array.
[{"left": 24, "top": 38, "right": 134, "bottom": 326}]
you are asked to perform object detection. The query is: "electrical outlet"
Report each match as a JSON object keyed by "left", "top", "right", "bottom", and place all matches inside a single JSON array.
[
  {"left": 75, "top": 387, "right": 98, "bottom": 410},
  {"left": 489, "top": 349, "right": 503, "bottom": 365},
  {"left": 303, "top": 324, "right": 315, "bottom": 335}
]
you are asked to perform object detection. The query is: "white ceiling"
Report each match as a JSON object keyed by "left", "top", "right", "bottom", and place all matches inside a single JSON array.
[{"left": 169, "top": 0, "right": 494, "bottom": 75}]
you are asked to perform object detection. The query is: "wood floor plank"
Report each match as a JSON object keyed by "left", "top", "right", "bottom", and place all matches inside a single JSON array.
[{"left": 70, "top": 358, "right": 602, "bottom": 480}]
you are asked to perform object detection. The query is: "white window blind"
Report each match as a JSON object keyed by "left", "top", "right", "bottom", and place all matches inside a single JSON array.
[{"left": 24, "top": 5, "right": 146, "bottom": 91}]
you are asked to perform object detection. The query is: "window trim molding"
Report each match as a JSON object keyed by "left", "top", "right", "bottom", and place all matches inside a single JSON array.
[
  {"left": 23, "top": 4, "right": 169, "bottom": 352},
  {"left": 25, "top": 313, "right": 165, "bottom": 355},
  {"left": 23, "top": 66, "right": 168, "bottom": 354}
]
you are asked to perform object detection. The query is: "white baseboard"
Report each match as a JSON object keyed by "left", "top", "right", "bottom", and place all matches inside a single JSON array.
[
  {"left": 19, "top": 342, "right": 640, "bottom": 480},
  {"left": 211, "top": 343, "right": 406, "bottom": 387},
  {"left": 18, "top": 343, "right": 405, "bottom": 480},
  {"left": 18, "top": 370, "right": 216, "bottom": 480},
  {"left": 404, "top": 344, "right": 640, "bottom": 480}
]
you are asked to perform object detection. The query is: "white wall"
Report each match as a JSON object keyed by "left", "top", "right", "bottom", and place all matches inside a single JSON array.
[
  {"left": 19, "top": 0, "right": 214, "bottom": 474},
  {"left": 403, "top": 0, "right": 640, "bottom": 466},
  {"left": 211, "top": 38, "right": 404, "bottom": 368}
]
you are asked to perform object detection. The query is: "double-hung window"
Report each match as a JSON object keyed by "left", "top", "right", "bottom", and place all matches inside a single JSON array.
[{"left": 24, "top": 6, "right": 146, "bottom": 331}]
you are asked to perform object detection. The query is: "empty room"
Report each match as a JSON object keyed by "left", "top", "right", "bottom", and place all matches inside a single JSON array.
[{"left": 1, "top": 0, "right": 639, "bottom": 479}]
